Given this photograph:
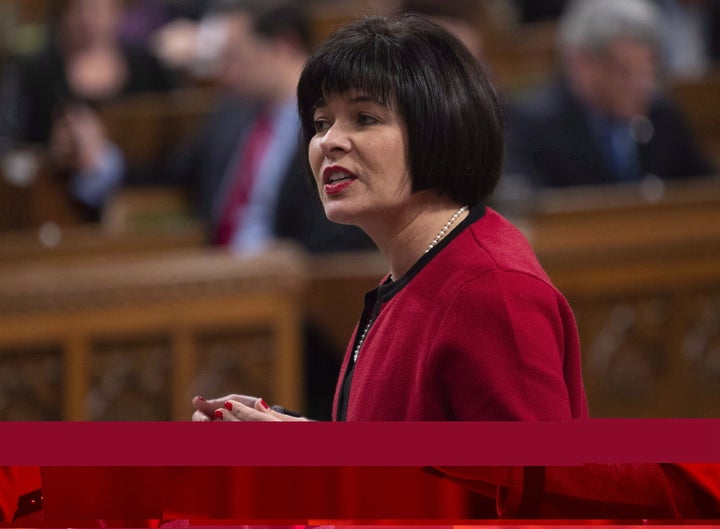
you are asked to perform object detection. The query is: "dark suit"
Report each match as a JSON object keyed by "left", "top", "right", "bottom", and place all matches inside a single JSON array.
[
  {"left": 504, "top": 77, "right": 717, "bottom": 188},
  {"left": 161, "top": 96, "right": 373, "bottom": 253}
]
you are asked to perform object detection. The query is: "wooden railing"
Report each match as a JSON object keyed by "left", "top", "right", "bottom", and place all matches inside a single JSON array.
[{"left": 0, "top": 246, "right": 306, "bottom": 420}]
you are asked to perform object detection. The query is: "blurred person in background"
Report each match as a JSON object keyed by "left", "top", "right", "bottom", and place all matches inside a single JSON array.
[
  {"left": 3, "top": 0, "right": 176, "bottom": 144},
  {"left": 508, "top": 0, "right": 720, "bottom": 74},
  {"left": 154, "top": 0, "right": 371, "bottom": 419},
  {"left": 136, "top": 0, "right": 224, "bottom": 79},
  {"left": 117, "top": 0, "right": 177, "bottom": 48},
  {"left": 655, "top": 0, "right": 720, "bottom": 80},
  {"left": 150, "top": 0, "right": 371, "bottom": 255},
  {"left": 40, "top": 0, "right": 371, "bottom": 255},
  {"left": 503, "top": 0, "right": 717, "bottom": 190},
  {"left": 395, "top": 0, "right": 485, "bottom": 61},
  {"left": 0, "top": 0, "right": 177, "bottom": 219}
]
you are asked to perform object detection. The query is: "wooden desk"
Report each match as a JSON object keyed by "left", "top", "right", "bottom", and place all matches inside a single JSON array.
[
  {"left": 526, "top": 177, "right": 720, "bottom": 417},
  {"left": 0, "top": 246, "right": 306, "bottom": 420},
  {"left": 0, "top": 222, "right": 203, "bottom": 266}
]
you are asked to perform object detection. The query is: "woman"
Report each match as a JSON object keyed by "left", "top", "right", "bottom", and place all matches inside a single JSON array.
[
  {"left": 193, "top": 14, "right": 588, "bottom": 422},
  {"left": 0, "top": 0, "right": 176, "bottom": 219},
  {"left": 2, "top": 0, "right": 175, "bottom": 146},
  {"left": 190, "top": 15, "right": 720, "bottom": 519}
]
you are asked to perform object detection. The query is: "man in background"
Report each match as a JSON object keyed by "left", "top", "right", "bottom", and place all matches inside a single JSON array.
[
  {"left": 155, "top": 0, "right": 370, "bottom": 253},
  {"left": 504, "top": 0, "right": 716, "bottom": 189}
]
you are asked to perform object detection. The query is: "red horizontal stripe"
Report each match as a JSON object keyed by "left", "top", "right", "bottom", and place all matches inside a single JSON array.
[{"left": 0, "top": 419, "right": 717, "bottom": 465}]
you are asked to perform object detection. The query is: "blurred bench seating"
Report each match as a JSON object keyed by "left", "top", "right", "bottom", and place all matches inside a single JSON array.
[{"left": 96, "top": 87, "right": 216, "bottom": 166}]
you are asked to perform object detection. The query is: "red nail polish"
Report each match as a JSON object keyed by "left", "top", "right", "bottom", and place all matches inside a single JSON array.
[
  {"left": 224, "top": 401, "right": 233, "bottom": 411},
  {"left": 197, "top": 396, "right": 206, "bottom": 401},
  {"left": 214, "top": 409, "right": 224, "bottom": 419},
  {"left": 260, "top": 398, "right": 269, "bottom": 409}
]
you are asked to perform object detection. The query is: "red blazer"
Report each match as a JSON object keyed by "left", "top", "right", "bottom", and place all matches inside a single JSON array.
[{"left": 333, "top": 206, "right": 588, "bottom": 420}]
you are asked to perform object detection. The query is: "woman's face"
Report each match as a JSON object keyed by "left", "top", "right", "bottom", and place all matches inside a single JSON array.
[{"left": 308, "top": 90, "right": 411, "bottom": 231}]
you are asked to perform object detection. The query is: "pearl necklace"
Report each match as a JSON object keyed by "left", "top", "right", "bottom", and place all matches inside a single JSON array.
[
  {"left": 352, "top": 204, "right": 469, "bottom": 363},
  {"left": 425, "top": 205, "right": 469, "bottom": 253}
]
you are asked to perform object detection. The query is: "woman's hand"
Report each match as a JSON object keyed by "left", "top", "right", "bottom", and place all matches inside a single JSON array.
[
  {"left": 49, "top": 103, "right": 109, "bottom": 172},
  {"left": 191, "top": 395, "right": 308, "bottom": 422}
]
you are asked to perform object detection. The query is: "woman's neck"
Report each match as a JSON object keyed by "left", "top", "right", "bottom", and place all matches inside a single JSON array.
[{"left": 372, "top": 196, "right": 469, "bottom": 281}]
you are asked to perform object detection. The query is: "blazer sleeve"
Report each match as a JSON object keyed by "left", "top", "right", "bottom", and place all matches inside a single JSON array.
[{"left": 428, "top": 269, "right": 588, "bottom": 420}]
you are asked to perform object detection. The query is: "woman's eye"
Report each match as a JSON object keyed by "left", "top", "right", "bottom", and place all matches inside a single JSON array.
[
  {"left": 313, "top": 119, "right": 330, "bottom": 134},
  {"left": 357, "top": 114, "right": 378, "bottom": 126}
]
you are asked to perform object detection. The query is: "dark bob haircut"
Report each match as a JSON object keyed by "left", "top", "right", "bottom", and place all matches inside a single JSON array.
[{"left": 297, "top": 15, "right": 504, "bottom": 205}]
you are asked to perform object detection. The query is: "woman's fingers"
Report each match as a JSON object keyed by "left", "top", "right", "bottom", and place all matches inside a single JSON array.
[
  {"left": 191, "top": 394, "right": 258, "bottom": 419},
  {"left": 191, "top": 409, "right": 211, "bottom": 422},
  {"left": 219, "top": 400, "right": 280, "bottom": 422},
  {"left": 192, "top": 394, "right": 307, "bottom": 421}
]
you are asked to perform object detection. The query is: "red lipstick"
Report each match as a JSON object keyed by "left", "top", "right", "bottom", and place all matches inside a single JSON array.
[{"left": 323, "top": 166, "right": 356, "bottom": 195}]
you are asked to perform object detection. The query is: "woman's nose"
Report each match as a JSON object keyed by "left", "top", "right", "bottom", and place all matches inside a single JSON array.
[{"left": 319, "top": 122, "right": 351, "bottom": 157}]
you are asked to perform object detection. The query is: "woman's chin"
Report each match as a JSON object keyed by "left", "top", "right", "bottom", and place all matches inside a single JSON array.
[{"left": 323, "top": 202, "right": 359, "bottom": 226}]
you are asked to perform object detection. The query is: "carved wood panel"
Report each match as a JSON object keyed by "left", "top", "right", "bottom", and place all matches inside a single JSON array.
[
  {"left": 0, "top": 345, "right": 63, "bottom": 420},
  {"left": 571, "top": 291, "right": 720, "bottom": 417}
]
